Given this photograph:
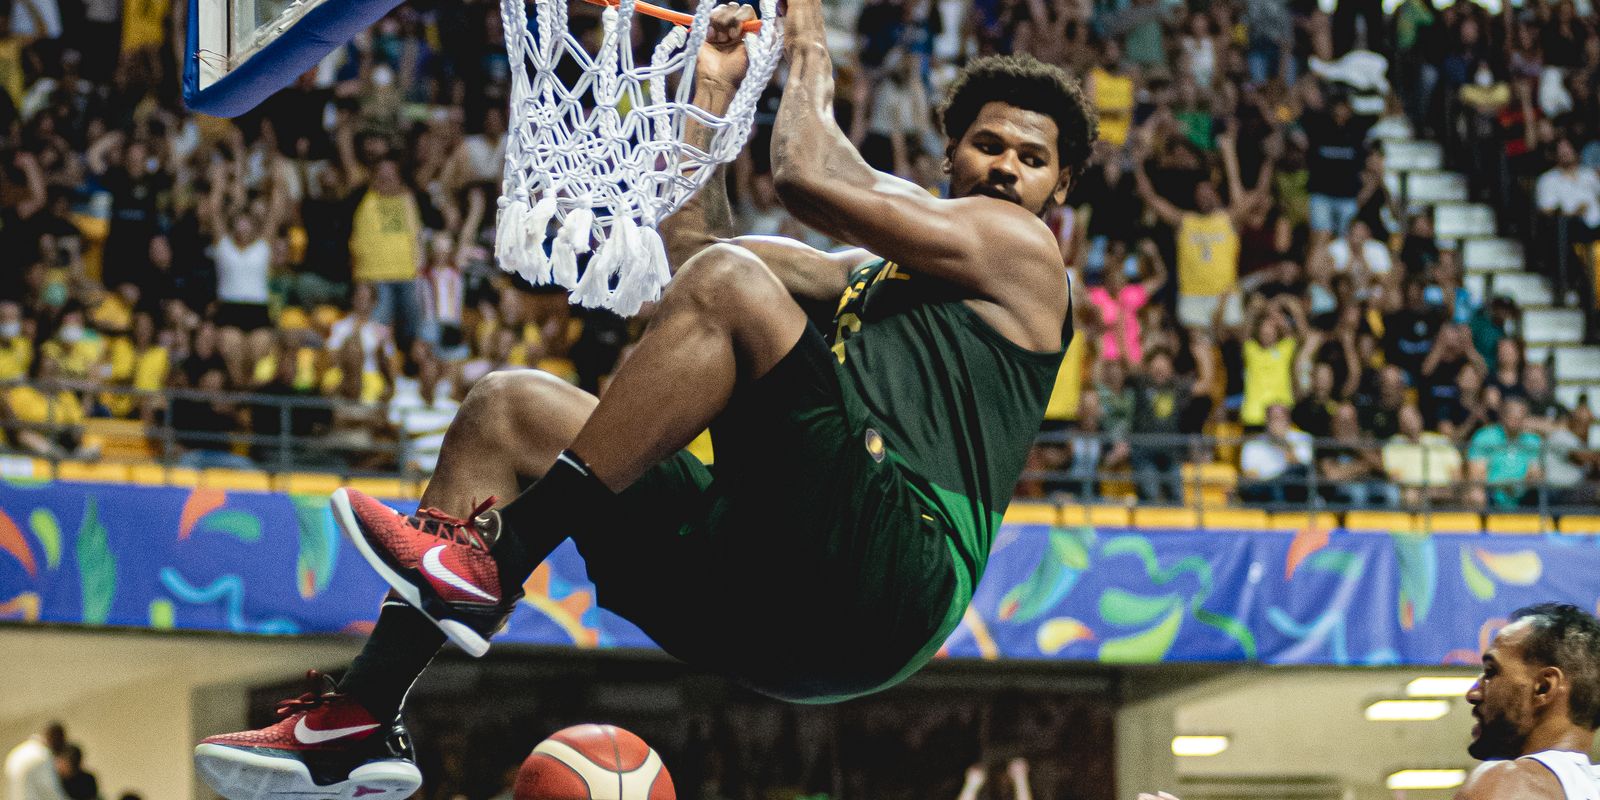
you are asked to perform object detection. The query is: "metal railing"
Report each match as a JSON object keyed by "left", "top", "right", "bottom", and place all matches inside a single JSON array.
[
  {"left": 1, "top": 378, "right": 442, "bottom": 484},
  {"left": 4, "top": 380, "right": 1597, "bottom": 524},
  {"left": 1020, "top": 427, "right": 1597, "bottom": 523}
]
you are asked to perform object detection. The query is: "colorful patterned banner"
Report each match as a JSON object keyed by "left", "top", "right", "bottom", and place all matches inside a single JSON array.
[{"left": 2, "top": 480, "right": 1598, "bottom": 666}]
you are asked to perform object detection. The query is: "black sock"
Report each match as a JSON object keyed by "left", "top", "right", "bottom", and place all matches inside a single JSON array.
[
  {"left": 491, "top": 450, "right": 614, "bottom": 599},
  {"left": 340, "top": 599, "right": 446, "bottom": 722}
]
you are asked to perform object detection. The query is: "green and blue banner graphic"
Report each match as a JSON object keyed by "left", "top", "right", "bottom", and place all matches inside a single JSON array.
[{"left": 1, "top": 481, "right": 1593, "bottom": 665}]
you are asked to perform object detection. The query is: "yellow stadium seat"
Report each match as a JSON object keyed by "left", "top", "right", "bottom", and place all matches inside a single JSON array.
[
  {"left": 128, "top": 463, "right": 165, "bottom": 485},
  {"left": 1417, "top": 511, "right": 1483, "bottom": 534},
  {"left": 81, "top": 418, "right": 154, "bottom": 460},
  {"left": 200, "top": 468, "right": 273, "bottom": 492},
  {"left": 1184, "top": 463, "right": 1238, "bottom": 507},
  {"left": 1559, "top": 515, "right": 1600, "bottom": 535},
  {"left": 347, "top": 476, "right": 416, "bottom": 501},
  {"left": 275, "top": 472, "right": 343, "bottom": 496},
  {"left": 1200, "top": 508, "right": 1269, "bottom": 530},
  {"left": 1132, "top": 507, "right": 1199, "bottom": 529},
  {"left": 1485, "top": 514, "right": 1548, "bottom": 534},
  {"left": 1209, "top": 422, "right": 1244, "bottom": 464},
  {"left": 1061, "top": 504, "right": 1131, "bottom": 528},
  {"left": 126, "top": 464, "right": 202, "bottom": 486},
  {"left": 1184, "top": 462, "right": 1240, "bottom": 487},
  {"left": 1343, "top": 510, "right": 1418, "bottom": 532},
  {"left": 1002, "top": 502, "right": 1059, "bottom": 526},
  {"left": 56, "top": 461, "right": 131, "bottom": 484},
  {"left": 1267, "top": 511, "right": 1339, "bottom": 531}
]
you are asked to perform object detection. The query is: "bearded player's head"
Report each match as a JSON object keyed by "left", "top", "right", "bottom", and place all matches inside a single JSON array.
[
  {"left": 938, "top": 54, "right": 1097, "bottom": 218},
  {"left": 1467, "top": 603, "right": 1600, "bottom": 760}
]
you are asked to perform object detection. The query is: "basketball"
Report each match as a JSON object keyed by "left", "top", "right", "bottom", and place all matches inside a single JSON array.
[{"left": 515, "top": 724, "right": 675, "bottom": 800}]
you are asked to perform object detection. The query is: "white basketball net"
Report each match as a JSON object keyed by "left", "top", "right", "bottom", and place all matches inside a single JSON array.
[{"left": 494, "top": 0, "right": 783, "bottom": 316}]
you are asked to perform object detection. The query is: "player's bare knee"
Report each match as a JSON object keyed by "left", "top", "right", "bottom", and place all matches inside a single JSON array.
[
  {"left": 668, "top": 243, "right": 786, "bottom": 319},
  {"left": 462, "top": 370, "right": 592, "bottom": 443}
]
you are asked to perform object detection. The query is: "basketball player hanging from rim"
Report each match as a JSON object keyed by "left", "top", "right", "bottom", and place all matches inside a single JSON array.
[{"left": 194, "top": 2, "right": 1097, "bottom": 796}]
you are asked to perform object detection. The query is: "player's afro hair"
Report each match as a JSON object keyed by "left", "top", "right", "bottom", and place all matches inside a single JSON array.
[
  {"left": 938, "top": 54, "right": 1098, "bottom": 181},
  {"left": 1511, "top": 603, "right": 1600, "bottom": 728}
]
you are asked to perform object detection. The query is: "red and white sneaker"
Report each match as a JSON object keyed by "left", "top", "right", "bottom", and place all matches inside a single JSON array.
[
  {"left": 330, "top": 488, "right": 516, "bottom": 657},
  {"left": 193, "top": 672, "right": 420, "bottom": 800}
]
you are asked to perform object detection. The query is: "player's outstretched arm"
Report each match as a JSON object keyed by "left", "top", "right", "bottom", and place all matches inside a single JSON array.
[
  {"left": 659, "top": 3, "right": 749, "bottom": 271},
  {"left": 770, "top": 0, "right": 1064, "bottom": 310},
  {"left": 659, "top": 3, "right": 867, "bottom": 302}
]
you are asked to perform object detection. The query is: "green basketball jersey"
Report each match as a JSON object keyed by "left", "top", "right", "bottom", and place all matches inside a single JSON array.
[{"left": 828, "top": 257, "right": 1069, "bottom": 675}]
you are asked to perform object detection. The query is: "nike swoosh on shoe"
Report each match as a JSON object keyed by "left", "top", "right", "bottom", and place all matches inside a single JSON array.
[
  {"left": 421, "top": 545, "right": 498, "bottom": 603},
  {"left": 293, "top": 718, "right": 381, "bottom": 745}
]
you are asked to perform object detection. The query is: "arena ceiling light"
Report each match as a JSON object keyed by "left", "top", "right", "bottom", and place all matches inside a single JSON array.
[
  {"left": 1386, "top": 769, "right": 1467, "bottom": 790},
  {"left": 1405, "top": 676, "right": 1478, "bottom": 697},
  {"left": 1365, "top": 699, "right": 1451, "bottom": 721},
  {"left": 1170, "top": 736, "right": 1229, "bottom": 757}
]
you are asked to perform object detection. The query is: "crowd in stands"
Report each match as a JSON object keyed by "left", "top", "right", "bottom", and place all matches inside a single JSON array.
[{"left": 2, "top": 0, "right": 1600, "bottom": 508}]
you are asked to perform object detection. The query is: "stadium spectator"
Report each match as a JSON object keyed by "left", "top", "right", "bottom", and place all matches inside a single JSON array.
[
  {"left": 1535, "top": 137, "right": 1600, "bottom": 326},
  {"left": 4, "top": 722, "right": 66, "bottom": 800},
  {"left": 1061, "top": 389, "right": 1125, "bottom": 500},
  {"left": 1236, "top": 297, "right": 1304, "bottom": 430},
  {"left": 1419, "top": 323, "right": 1486, "bottom": 429},
  {"left": 1239, "top": 403, "right": 1314, "bottom": 505},
  {"left": 4, "top": 352, "right": 93, "bottom": 459},
  {"left": 1292, "top": 361, "right": 1341, "bottom": 438},
  {"left": 1085, "top": 39, "right": 1133, "bottom": 149},
  {"left": 1133, "top": 145, "right": 1245, "bottom": 331},
  {"left": 1523, "top": 361, "right": 1563, "bottom": 428},
  {"left": 1441, "top": 361, "right": 1495, "bottom": 442},
  {"left": 0, "top": 300, "right": 33, "bottom": 380},
  {"left": 53, "top": 744, "right": 95, "bottom": 800},
  {"left": 390, "top": 351, "right": 458, "bottom": 474},
  {"left": 1087, "top": 238, "right": 1165, "bottom": 366},
  {"left": 1303, "top": 90, "right": 1372, "bottom": 247},
  {"left": 1541, "top": 404, "right": 1600, "bottom": 507},
  {"left": 1130, "top": 347, "right": 1191, "bottom": 503},
  {"left": 1468, "top": 395, "right": 1545, "bottom": 508},
  {"left": 1308, "top": 218, "right": 1390, "bottom": 288},
  {"left": 1382, "top": 278, "right": 1444, "bottom": 384},
  {"left": 170, "top": 366, "right": 250, "bottom": 469},
  {"left": 1317, "top": 402, "right": 1396, "bottom": 507},
  {"left": 1094, "top": 358, "right": 1135, "bottom": 441},
  {"left": 326, "top": 282, "right": 398, "bottom": 399},
  {"left": 1486, "top": 336, "right": 1526, "bottom": 412},
  {"left": 347, "top": 157, "right": 426, "bottom": 347},
  {"left": 1383, "top": 402, "right": 1464, "bottom": 508},
  {"left": 205, "top": 154, "right": 286, "bottom": 339}
]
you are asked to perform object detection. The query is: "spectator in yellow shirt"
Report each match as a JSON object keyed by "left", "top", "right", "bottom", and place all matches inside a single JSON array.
[
  {"left": 39, "top": 305, "right": 104, "bottom": 381},
  {"left": 348, "top": 158, "right": 424, "bottom": 346},
  {"left": 101, "top": 312, "right": 169, "bottom": 421},
  {"left": 2, "top": 353, "right": 94, "bottom": 459},
  {"left": 0, "top": 301, "right": 33, "bottom": 381}
]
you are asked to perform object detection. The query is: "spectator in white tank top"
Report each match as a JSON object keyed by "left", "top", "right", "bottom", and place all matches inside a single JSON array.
[{"left": 206, "top": 152, "right": 288, "bottom": 318}]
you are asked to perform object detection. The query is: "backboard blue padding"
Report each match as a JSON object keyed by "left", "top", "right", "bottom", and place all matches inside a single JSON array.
[{"left": 183, "top": 0, "right": 406, "bottom": 117}]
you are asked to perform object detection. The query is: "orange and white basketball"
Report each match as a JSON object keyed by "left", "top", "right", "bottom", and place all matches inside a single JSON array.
[{"left": 515, "top": 724, "right": 675, "bottom": 800}]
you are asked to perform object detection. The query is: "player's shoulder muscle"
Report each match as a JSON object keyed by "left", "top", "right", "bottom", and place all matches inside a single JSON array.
[
  {"left": 932, "top": 196, "right": 1065, "bottom": 298},
  {"left": 1456, "top": 760, "right": 1565, "bottom": 800}
]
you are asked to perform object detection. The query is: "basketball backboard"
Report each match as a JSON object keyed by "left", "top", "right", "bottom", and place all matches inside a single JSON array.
[{"left": 182, "top": 0, "right": 404, "bottom": 116}]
